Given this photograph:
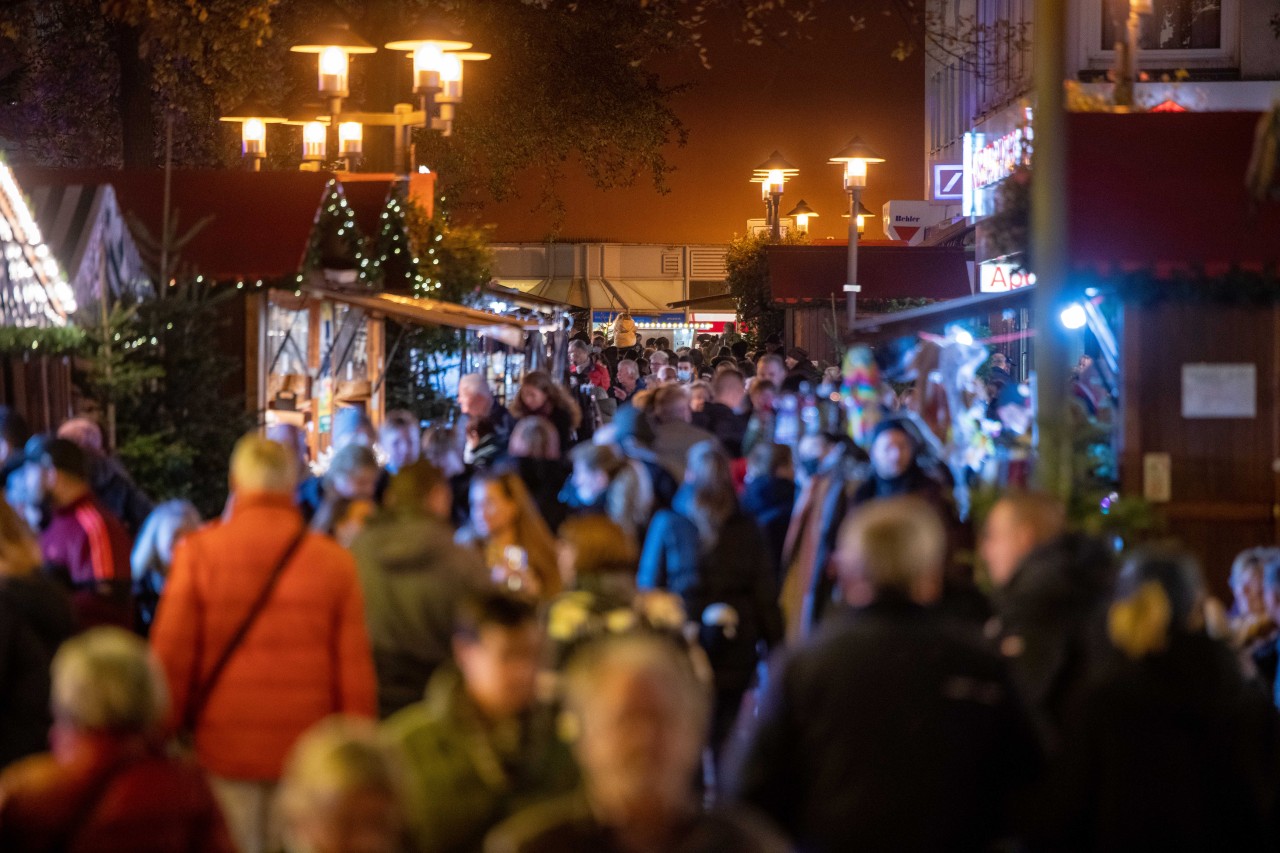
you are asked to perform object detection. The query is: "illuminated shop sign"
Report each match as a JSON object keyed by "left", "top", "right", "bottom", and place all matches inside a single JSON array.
[
  {"left": 979, "top": 263, "right": 1036, "bottom": 293},
  {"left": 971, "top": 124, "right": 1033, "bottom": 190}
]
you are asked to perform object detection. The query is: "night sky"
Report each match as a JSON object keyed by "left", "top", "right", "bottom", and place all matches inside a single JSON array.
[{"left": 466, "top": 3, "right": 924, "bottom": 245}]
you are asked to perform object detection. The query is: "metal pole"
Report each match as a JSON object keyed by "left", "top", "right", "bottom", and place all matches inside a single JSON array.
[
  {"left": 1031, "top": 0, "right": 1072, "bottom": 501},
  {"left": 770, "top": 191, "right": 782, "bottom": 241},
  {"left": 845, "top": 186, "right": 861, "bottom": 330}
]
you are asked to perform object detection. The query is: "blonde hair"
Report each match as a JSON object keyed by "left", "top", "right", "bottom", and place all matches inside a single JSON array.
[
  {"left": 1109, "top": 581, "right": 1173, "bottom": 659},
  {"left": 837, "top": 496, "right": 947, "bottom": 597},
  {"left": 278, "top": 716, "right": 406, "bottom": 839},
  {"left": 231, "top": 433, "right": 298, "bottom": 494},
  {"left": 1109, "top": 547, "right": 1204, "bottom": 659},
  {"left": 52, "top": 627, "right": 169, "bottom": 732}
]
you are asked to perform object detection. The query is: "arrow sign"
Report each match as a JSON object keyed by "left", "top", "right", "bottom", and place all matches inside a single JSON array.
[{"left": 932, "top": 163, "right": 965, "bottom": 201}]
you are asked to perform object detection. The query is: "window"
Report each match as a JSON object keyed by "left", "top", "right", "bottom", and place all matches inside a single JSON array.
[
  {"left": 1101, "top": 0, "right": 1220, "bottom": 51},
  {"left": 1081, "top": 0, "right": 1238, "bottom": 70}
]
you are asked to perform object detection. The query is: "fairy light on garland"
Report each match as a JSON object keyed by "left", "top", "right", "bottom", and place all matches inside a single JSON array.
[
  {"left": 0, "top": 157, "right": 76, "bottom": 327},
  {"left": 302, "top": 179, "right": 373, "bottom": 289}
]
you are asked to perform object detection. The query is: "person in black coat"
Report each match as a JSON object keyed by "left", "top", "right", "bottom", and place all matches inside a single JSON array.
[
  {"left": 740, "top": 442, "right": 795, "bottom": 584},
  {"left": 0, "top": 501, "right": 75, "bottom": 769},
  {"left": 505, "top": 417, "right": 572, "bottom": 533},
  {"left": 1035, "top": 546, "right": 1280, "bottom": 851},
  {"left": 638, "top": 440, "right": 782, "bottom": 764},
  {"left": 990, "top": 527, "right": 1117, "bottom": 752},
  {"left": 728, "top": 496, "right": 1041, "bottom": 853}
]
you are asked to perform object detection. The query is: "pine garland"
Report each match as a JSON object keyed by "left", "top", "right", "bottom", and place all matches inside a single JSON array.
[
  {"left": 1103, "top": 265, "right": 1280, "bottom": 305},
  {"left": 0, "top": 325, "right": 85, "bottom": 354}
]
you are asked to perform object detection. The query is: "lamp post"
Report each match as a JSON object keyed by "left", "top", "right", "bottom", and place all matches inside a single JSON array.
[
  {"left": 222, "top": 17, "right": 490, "bottom": 175},
  {"left": 751, "top": 151, "right": 798, "bottom": 241},
  {"left": 219, "top": 99, "right": 287, "bottom": 170},
  {"left": 1114, "top": 0, "right": 1153, "bottom": 108},
  {"left": 829, "top": 136, "right": 884, "bottom": 330},
  {"left": 786, "top": 200, "right": 818, "bottom": 235},
  {"left": 841, "top": 199, "right": 875, "bottom": 234}
]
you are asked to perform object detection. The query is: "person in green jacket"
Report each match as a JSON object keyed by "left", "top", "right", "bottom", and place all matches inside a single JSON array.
[{"left": 382, "top": 591, "right": 577, "bottom": 853}]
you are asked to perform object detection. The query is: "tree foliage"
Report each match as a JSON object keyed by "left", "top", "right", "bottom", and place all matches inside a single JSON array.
[
  {"left": 75, "top": 286, "right": 254, "bottom": 518},
  {"left": 724, "top": 229, "right": 807, "bottom": 348},
  {"left": 383, "top": 197, "right": 494, "bottom": 421},
  {"left": 1, "top": 1, "right": 823, "bottom": 204}
]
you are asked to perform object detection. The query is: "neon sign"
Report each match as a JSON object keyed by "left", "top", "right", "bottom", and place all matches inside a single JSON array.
[{"left": 971, "top": 125, "right": 1033, "bottom": 190}]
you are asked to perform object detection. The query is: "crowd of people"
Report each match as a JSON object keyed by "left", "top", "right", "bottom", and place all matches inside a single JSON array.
[{"left": 1, "top": 323, "right": 1280, "bottom": 852}]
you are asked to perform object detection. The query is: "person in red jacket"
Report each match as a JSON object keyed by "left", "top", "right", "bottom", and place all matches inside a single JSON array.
[
  {"left": 0, "top": 627, "right": 235, "bottom": 853},
  {"left": 150, "top": 433, "right": 377, "bottom": 853}
]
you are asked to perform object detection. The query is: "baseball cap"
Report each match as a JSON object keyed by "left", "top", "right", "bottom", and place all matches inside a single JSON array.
[{"left": 23, "top": 435, "right": 91, "bottom": 481}]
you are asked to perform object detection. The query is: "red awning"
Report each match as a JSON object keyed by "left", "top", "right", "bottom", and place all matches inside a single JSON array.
[
  {"left": 14, "top": 169, "right": 396, "bottom": 282},
  {"left": 766, "top": 244, "right": 973, "bottom": 304},
  {"left": 1066, "top": 111, "right": 1280, "bottom": 273}
]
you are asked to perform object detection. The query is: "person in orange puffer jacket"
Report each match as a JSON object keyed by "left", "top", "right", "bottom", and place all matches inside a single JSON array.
[{"left": 150, "top": 434, "right": 376, "bottom": 853}]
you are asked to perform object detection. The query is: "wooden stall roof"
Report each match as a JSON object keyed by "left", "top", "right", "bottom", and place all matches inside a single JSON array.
[
  {"left": 766, "top": 244, "right": 973, "bottom": 305},
  {"left": 1067, "top": 111, "right": 1280, "bottom": 274},
  {"left": 14, "top": 169, "right": 395, "bottom": 282},
  {"left": 304, "top": 285, "right": 539, "bottom": 333},
  {"left": 851, "top": 286, "right": 1035, "bottom": 342}
]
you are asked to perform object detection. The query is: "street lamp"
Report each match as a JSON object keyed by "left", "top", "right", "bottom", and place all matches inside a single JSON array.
[
  {"left": 786, "top": 200, "right": 818, "bottom": 235},
  {"left": 383, "top": 21, "right": 489, "bottom": 138},
  {"left": 829, "top": 136, "right": 884, "bottom": 329},
  {"left": 219, "top": 99, "right": 286, "bottom": 170},
  {"left": 751, "top": 151, "right": 798, "bottom": 241},
  {"left": 222, "top": 16, "right": 490, "bottom": 175},
  {"left": 841, "top": 199, "right": 875, "bottom": 234}
]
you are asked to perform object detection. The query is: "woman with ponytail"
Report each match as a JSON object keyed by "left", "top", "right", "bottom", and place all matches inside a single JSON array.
[{"left": 1039, "top": 546, "right": 1280, "bottom": 851}]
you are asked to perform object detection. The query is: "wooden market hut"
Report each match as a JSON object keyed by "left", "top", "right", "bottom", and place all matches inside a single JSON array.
[
  {"left": 14, "top": 167, "right": 532, "bottom": 456},
  {"left": 852, "top": 110, "right": 1280, "bottom": 593}
]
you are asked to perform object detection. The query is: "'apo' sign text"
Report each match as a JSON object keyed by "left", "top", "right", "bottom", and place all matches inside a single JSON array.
[{"left": 979, "top": 263, "right": 1036, "bottom": 293}]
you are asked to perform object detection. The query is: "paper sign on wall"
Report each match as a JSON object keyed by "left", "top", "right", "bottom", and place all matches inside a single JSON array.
[{"left": 1181, "top": 363, "right": 1256, "bottom": 419}]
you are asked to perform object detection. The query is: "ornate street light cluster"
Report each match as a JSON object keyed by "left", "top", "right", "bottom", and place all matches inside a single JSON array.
[
  {"left": 220, "top": 18, "right": 490, "bottom": 173},
  {"left": 749, "top": 136, "right": 885, "bottom": 327}
]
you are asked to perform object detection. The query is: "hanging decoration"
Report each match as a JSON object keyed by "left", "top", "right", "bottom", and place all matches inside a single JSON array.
[{"left": 0, "top": 158, "right": 77, "bottom": 326}]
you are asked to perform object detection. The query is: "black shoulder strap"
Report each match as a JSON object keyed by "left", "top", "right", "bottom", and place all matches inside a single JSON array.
[{"left": 183, "top": 524, "right": 309, "bottom": 733}]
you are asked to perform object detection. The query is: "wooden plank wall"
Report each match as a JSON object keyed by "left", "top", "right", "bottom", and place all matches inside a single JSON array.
[
  {"left": 1120, "top": 302, "right": 1279, "bottom": 599},
  {"left": 788, "top": 305, "right": 845, "bottom": 368},
  {"left": 0, "top": 354, "right": 77, "bottom": 434}
]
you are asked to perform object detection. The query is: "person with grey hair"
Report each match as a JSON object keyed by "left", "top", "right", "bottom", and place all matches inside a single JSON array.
[
  {"left": 487, "top": 634, "right": 788, "bottom": 853},
  {"left": 610, "top": 358, "right": 646, "bottom": 406},
  {"left": 0, "top": 627, "right": 235, "bottom": 851},
  {"left": 458, "top": 374, "right": 516, "bottom": 470},
  {"left": 728, "top": 496, "right": 1040, "bottom": 852}
]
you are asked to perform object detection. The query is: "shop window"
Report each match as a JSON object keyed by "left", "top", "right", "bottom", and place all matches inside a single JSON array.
[{"left": 1082, "top": 0, "right": 1238, "bottom": 70}]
